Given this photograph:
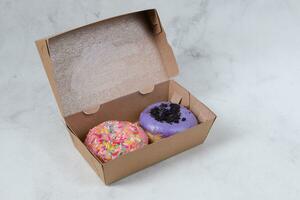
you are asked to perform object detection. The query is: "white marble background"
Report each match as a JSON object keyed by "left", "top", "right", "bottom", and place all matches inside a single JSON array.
[{"left": 1, "top": 0, "right": 300, "bottom": 199}]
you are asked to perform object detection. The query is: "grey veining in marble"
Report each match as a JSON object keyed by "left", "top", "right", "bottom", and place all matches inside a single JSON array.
[{"left": 1, "top": 0, "right": 300, "bottom": 200}]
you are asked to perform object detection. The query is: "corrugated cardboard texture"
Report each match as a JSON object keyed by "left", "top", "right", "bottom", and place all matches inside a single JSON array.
[{"left": 47, "top": 11, "right": 175, "bottom": 116}]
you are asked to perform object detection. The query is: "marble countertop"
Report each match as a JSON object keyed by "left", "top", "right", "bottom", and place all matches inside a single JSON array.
[{"left": 1, "top": 0, "right": 300, "bottom": 199}]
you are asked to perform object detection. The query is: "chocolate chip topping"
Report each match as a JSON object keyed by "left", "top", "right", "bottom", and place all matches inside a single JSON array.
[{"left": 150, "top": 103, "right": 182, "bottom": 124}]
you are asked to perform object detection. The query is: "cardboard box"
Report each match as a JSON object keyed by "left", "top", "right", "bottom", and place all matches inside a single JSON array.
[{"left": 35, "top": 9, "right": 216, "bottom": 185}]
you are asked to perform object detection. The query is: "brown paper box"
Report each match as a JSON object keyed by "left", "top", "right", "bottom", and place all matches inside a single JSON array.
[{"left": 35, "top": 9, "right": 216, "bottom": 185}]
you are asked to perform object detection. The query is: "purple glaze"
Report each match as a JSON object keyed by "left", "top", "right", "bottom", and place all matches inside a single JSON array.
[{"left": 139, "top": 101, "right": 198, "bottom": 137}]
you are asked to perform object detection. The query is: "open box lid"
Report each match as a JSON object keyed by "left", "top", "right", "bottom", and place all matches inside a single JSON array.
[{"left": 36, "top": 9, "right": 179, "bottom": 117}]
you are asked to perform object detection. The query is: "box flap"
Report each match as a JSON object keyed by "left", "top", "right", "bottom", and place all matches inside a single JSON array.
[{"left": 36, "top": 9, "right": 178, "bottom": 117}]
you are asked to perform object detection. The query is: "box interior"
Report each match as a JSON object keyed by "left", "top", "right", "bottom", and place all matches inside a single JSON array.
[
  {"left": 65, "top": 80, "right": 216, "bottom": 154},
  {"left": 36, "top": 9, "right": 217, "bottom": 184},
  {"left": 47, "top": 10, "right": 178, "bottom": 117}
]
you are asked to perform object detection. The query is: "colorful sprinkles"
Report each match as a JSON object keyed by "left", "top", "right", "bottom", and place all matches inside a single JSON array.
[{"left": 84, "top": 121, "right": 148, "bottom": 162}]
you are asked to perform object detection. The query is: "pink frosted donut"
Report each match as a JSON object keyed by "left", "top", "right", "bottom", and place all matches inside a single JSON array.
[{"left": 84, "top": 121, "right": 148, "bottom": 162}]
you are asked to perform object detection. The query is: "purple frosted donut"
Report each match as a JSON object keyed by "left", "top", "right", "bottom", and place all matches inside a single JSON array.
[{"left": 139, "top": 101, "right": 198, "bottom": 139}]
